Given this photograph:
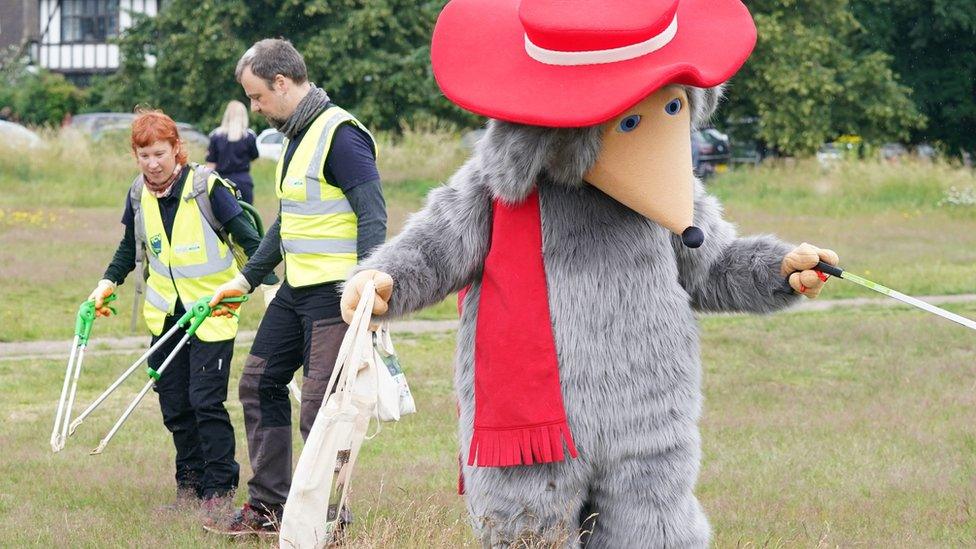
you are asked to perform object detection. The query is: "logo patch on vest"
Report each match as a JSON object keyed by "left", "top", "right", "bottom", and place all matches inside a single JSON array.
[
  {"left": 288, "top": 177, "right": 304, "bottom": 188},
  {"left": 173, "top": 243, "right": 202, "bottom": 254},
  {"left": 149, "top": 234, "right": 163, "bottom": 256}
]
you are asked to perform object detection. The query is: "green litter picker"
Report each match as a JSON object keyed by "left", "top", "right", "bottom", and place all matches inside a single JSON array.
[
  {"left": 50, "top": 295, "right": 118, "bottom": 453},
  {"left": 64, "top": 295, "right": 247, "bottom": 455}
]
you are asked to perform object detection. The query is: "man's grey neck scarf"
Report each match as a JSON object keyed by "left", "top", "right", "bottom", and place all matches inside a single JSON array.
[{"left": 277, "top": 85, "right": 331, "bottom": 140}]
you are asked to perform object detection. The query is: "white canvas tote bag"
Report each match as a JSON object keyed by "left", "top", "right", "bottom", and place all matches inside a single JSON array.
[
  {"left": 374, "top": 324, "right": 417, "bottom": 420},
  {"left": 278, "top": 281, "right": 380, "bottom": 548}
]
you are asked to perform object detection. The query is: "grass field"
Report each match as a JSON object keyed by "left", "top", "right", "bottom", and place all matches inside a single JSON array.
[
  {"left": 2, "top": 304, "right": 975, "bottom": 546},
  {"left": 3, "top": 132, "right": 976, "bottom": 341},
  {"left": 2, "top": 131, "right": 976, "bottom": 546}
]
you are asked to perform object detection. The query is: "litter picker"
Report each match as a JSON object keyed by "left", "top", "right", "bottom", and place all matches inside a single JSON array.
[
  {"left": 50, "top": 294, "right": 117, "bottom": 453},
  {"left": 67, "top": 295, "right": 246, "bottom": 455},
  {"left": 816, "top": 261, "right": 976, "bottom": 332}
]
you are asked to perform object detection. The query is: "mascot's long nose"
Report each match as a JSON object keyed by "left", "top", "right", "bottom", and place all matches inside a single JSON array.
[{"left": 584, "top": 86, "right": 703, "bottom": 248}]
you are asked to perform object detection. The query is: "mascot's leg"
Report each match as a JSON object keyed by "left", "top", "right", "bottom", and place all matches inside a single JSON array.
[
  {"left": 463, "top": 459, "right": 591, "bottom": 548},
  {"left": 583, "top": 442, "right": 709, "bottom": 548}
]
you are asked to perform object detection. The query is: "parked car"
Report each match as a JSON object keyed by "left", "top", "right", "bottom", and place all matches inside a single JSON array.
[
  {"left": 69, "top": 112, "right": 209, "bottom": 147},
  {"left": 256, "top": 128, "right": 285, "bottom": 161},
  {"left": 692, "top": 128, "right": 731, "bottom": 178},
  {"left": 816, "top": 143, "right": 844, "bottom": 167},
  {"left": 915, "top": 143, "right": 937, "bottom": 160},
  {"left": 880, "top": 143, "right": 908, "bottom": 162},
  {"left": 0, "top": 120, "right": 42, "bottom": 149}
]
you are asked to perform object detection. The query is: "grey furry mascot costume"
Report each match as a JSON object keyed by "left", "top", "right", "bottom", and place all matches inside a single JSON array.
[{"left": 342, "top": 0, "right": 840, "bottom": 546}]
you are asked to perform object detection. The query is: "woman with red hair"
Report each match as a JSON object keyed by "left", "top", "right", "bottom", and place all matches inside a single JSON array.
[{"left": 86, "top": 109, "right": 272, "bottom": 519}]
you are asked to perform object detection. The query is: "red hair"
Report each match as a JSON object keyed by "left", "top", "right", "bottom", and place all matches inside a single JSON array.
[{"left": 131, "top": 109, "right": 187, "bottom": 164}]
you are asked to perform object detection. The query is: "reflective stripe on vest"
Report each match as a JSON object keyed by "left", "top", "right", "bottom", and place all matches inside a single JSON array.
[
  {"left": 148, "top": 250, "right": 233, "bottom": 279},
  {"left": 276, "top": 106, "right": 376, "bottom": 287},
  {"left": 144, "top": 284, "right": 170, "bottom": 313},
  {"left": 140, "top": 167, "right": 240, "bottom": 341},
  {"left": 281, "top": 239, "right": 357, "bottom": 254}
]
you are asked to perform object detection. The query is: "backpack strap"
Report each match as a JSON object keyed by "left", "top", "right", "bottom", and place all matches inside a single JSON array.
[
  {"left": 128, "top": 176, "right": 147, "bottom": 330},
  {"left": 184, "top": 164, "right": 251, "bottom": 269},
  {"left": 128, "top": 175, "right": 146, "bottom": 262},
  {"left": 185, "top": 164, "right": 223, "bottom": 233}
]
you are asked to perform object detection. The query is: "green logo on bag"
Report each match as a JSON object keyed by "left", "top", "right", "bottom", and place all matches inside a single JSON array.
[{"left": 149, "top": 234, "right": 163, "bottom": 255}]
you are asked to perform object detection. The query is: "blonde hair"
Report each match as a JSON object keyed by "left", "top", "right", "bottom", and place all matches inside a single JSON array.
[{"left": 217, "top": 100, "right": 249, "bottom": 142}]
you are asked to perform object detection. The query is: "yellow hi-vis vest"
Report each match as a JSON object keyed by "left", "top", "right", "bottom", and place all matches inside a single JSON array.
[
  {"left": 276, "top": 106, "right": 376, "bottom": 287},
  {"left": 140, "top": 167, "right": 240, "bottom": 342}
]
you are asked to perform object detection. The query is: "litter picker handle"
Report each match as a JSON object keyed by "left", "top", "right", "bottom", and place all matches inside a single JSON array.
[
  {"left": 815, "top": 261, "right": 843, "bottom": 278},
  {"left": 76, "top": 293, "right": 117, "bottom": 344},
  {"left": 781, "top": 261, "right": 843, "bottom": 293}
]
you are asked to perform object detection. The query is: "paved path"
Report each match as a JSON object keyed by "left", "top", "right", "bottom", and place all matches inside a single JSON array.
[{"left": 3, "top": 296, "right": 975, "bottom": 362}]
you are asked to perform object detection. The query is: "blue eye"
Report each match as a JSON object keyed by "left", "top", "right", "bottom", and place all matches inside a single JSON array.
[
  {"left": 665, "top": 98, "right": 682, "bottom": 116},
  {"left": 617, "top": 114, "right": 641, "bottom": 133}
]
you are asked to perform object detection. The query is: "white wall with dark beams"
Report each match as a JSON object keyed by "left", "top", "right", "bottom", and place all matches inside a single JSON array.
[{"left": 34, "top": 0, "right": 158, "bottom": 75}]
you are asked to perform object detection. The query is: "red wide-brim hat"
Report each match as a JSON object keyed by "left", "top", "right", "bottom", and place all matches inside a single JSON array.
[{"left": 431, "top": 0, "right": 757, "bottom": 127}]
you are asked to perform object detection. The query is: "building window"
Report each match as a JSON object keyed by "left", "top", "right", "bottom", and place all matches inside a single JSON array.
[{"left": 61, "top": 0, "right": 120, "bottom": 44}]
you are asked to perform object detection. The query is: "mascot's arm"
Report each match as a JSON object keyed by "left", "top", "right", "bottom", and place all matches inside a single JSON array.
[
  {"left": 346, "top": 161, "right": 493, "bottom": 319},
  {"left": 672, "top": 182, "right": 809, "bottom": 313}
]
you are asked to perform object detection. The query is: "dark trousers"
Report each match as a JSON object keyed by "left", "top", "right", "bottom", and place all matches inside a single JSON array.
[
  {"left": 150, "top": 315, "right": 240, "bottom": 499},
  {"left": 239, "top": 281, "right": 346, "bottom": 518}
]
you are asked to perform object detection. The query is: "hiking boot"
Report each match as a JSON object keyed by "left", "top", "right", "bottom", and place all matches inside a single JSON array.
[
  {"left": 155, "top": 487, "right": 200, "bottom": 513},
  {"left": 198, "top": 493, "right": 235, "bottom": 529},
  {"left": 203, "top": 502, "right": 278, "bottom": 538}
]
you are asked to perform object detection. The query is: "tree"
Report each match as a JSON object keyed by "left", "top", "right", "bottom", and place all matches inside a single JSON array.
[
  {"left": 90, "top": 2, "right": 249, "bottom": 131},
  {"left": 0, "top": 56, "right": 87, "bottom": 126},
  {"left": 92, "top": 0, "right": 476, "bottom": 132},
  {"left": 722, "top": 0, "right": 924, "bottom": 155},
  {"left": 851, "top": 0, "right": 976, "bottom": 154}
]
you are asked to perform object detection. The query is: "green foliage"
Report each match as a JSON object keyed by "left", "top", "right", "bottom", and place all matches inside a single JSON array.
[
  {"left": 0, "top": 58, "right": 87, "bottom": 127},
  {"left": 88, "top": 0, "right": 476, "bottom": 132},
  {"left": 85, "top": 14, "right": 160, "bottom": 116},
  {"left": 89, "top": 3, "right": 249, "bottom": 131},
  {"left": 723, "top": 0, "right": 924, "bottom": 155},
  {"left": 851, "top": 0, "right": 976, "bottom": 153},
  {"left": 297, "top": 0, "right": 478, "bottom": 130},
  {"left": 11, "top": 0, "right": 968, "bottom": 153}
]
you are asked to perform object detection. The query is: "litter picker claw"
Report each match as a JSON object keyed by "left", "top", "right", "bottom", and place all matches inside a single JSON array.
[{"left": 50, "top": 294, "right": 117, "bottom": 453}]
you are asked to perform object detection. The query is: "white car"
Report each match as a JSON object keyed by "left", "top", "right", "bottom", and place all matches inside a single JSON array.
[
  {"left": 0, "top": 120, "right": 42, "bottom": 149},
  {"left": 256, "top": 128, "right": 284, "bottom": 161}
]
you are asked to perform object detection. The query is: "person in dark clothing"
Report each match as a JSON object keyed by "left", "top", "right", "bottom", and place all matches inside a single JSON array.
[
  {"left": 87, "top": 110, "right": 273, "bottom": 519},
  {"left": 207, "top": 100, "right": 260, "bottom": 204},
  {"left": 205, "top": 38, "right": 387, "bottom": 538}
]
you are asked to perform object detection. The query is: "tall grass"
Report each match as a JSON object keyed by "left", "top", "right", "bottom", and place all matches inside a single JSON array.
[
  {"left": 5, "top": 130, "right": 974, "bottom": 217},
  {"left": 711, "top": 158, "right": 976, "bottom": 217},
  {"left": 375, "top": 123, "right": 470, "bottom": 185},
  {"left": 0, "top": 128, "right": 150, "bottom": 208},
  {"left": 0, "top": 126, "right": 469, "bottom": 210}
]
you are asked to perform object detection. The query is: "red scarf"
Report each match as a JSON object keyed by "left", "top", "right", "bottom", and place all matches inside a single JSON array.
[{"left": 466, "top": 190, "right": 578, "bottom": 467}]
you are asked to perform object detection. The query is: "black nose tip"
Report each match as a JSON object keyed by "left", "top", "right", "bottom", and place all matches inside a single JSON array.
[{"left": 681, "top": 226, "right": 704, "bottom": 248}]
